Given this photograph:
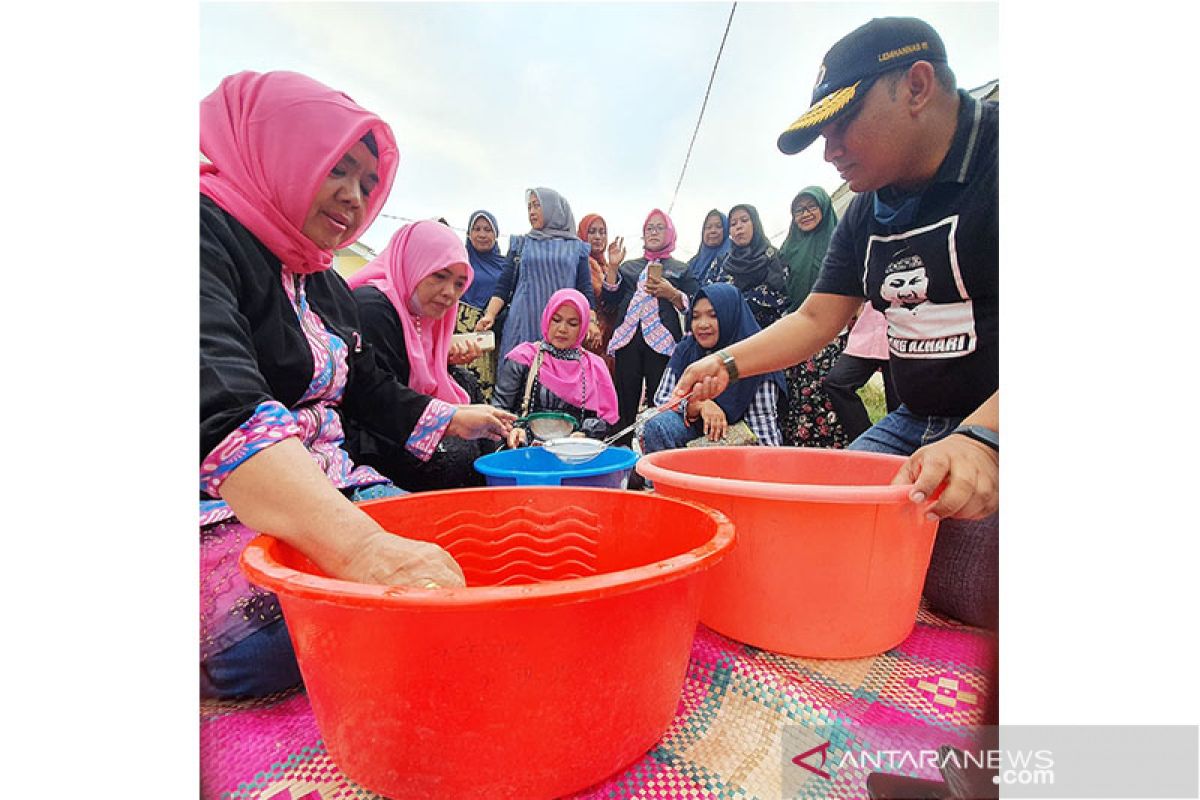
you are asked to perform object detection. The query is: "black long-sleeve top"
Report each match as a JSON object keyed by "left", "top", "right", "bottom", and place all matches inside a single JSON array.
[{"left": 200, "top": 195, "right": 434, "bottom": 475}]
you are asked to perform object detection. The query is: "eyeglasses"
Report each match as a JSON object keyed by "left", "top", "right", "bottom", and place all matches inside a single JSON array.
[
  {"left": 794, "top": 204, "right": 820, "bottom": 216},
  {"left": 644, "top": 224, "right": 667, "bottom": 233}
]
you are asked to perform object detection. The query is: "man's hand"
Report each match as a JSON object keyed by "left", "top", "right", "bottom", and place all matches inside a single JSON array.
[
  {"left": 672, "top": 353, "right": 728, "bottom": 403},
  {"left": 893, "top": 434, "right": 999, "bottom": 520}
]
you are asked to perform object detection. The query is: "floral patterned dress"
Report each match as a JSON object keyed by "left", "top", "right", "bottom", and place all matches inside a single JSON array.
[{"left": 780, "top": 333, "right": 850, "bottom": 449}]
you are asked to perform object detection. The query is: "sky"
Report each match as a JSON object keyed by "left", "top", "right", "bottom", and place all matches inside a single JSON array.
[{"left": 199, "top": 1, "right": 999, "bottom": 257}]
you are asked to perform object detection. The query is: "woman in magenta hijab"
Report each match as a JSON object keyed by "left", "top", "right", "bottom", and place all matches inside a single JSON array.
[
  {"left": 346, "top": 220, "right": 493, "bottom": 491},
  {"left": 600, "top": 209, "right": 698, "bottom": 444},
  {"left": 491, "top": 289, "right": 619, "bottom": 449},
  {"left": 199, "top": 71, "right": 512, "bottom": 698}
]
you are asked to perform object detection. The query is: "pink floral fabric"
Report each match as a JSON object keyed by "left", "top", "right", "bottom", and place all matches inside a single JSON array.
[{"left": 200, "top": 271, "right": 453, "bottom": 659}]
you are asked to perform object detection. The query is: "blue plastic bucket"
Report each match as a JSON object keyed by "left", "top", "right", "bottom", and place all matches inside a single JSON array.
[{"left": 474, "top": 446, "right": 639, "bottom": 488}]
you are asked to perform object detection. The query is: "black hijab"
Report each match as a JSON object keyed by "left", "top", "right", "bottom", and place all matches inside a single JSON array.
[{"left": 721, "top": 203, "right": 787, "bottom": 294}]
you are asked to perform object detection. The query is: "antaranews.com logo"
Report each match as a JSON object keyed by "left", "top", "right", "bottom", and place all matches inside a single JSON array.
[
  {"left": 782, "top": 725, "right": 1198, "bottom": 799},
  {"left": 794, "top": 744, "right": 1054, "bottom": 786}
]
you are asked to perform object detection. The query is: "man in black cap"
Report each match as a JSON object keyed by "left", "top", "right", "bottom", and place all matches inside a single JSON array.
[{"left": 673, "top": 16, "right": 998, "bottom": 630}]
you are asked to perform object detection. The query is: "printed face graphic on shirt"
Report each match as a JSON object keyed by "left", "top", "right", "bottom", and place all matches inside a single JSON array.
[
  {"left": 865, "top": 216, "right": 978, "bottom": 360},
  {"left": 879, "top": 255, "right": 929, "bottom": 310}
]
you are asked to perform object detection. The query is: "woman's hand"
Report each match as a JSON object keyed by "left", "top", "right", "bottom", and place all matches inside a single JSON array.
[
  {"left": 698, "top": 400, "right": 728, "bottom": 441},
  {"left": 335, "top": 529, "right": 466, "bottom": 588},
  {"left": 448, "top": 337, "right": 482, "bottom": 365},
  {"left": 644, "top": 276, "right": 681, "bottom": 304},
  {"left": 892, "top": 434, "right": 999, "bottom": 520},
  {"left": 217, "top": 438, "right": 465, "bottom": 591},
  {"left": 672, "top": 353, "right": 728, "bottom": 403},
  {"left": 606, "top": 237, "right": 626, "bottom": 271},
  {"left": 447, "top": 405, "right": 515, "bottom": 441},
  {"left": 477, "top": 297, "right": 506, "bottom": 332},
  {"left": 506, "top": 427, "right": 527, "bottom": 449},
  {"left": 585, "top": 314, "right": 603, "bottom": 349}
]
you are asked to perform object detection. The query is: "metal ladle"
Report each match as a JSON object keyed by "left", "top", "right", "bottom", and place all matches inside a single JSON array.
[{"left": 599, "top": 391, "right": 694, "bottom": 447}]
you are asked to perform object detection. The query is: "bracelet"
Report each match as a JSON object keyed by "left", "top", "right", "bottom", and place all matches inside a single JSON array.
[
  {"left": 716, "top": 349, "right": 739, "bottom": 382},
  {"left": 952, "top": 424, "right": 998, "bottom": 453}
]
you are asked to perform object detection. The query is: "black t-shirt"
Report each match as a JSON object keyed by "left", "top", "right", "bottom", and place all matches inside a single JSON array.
[{"left": 813, "top": 91, "right": 998, "bottom": 418}]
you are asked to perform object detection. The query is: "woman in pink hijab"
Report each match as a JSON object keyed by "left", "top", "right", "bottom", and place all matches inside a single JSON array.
[
  {"left": 346, "top": 220, "right": 493, "bottom": 491},
  {"left": 199, "top": 71, "right": 513, "bottom": 699},
  {"left": 599, "top": 209, "right": 698, "bottom": 445},
  {"left": 491, "top": 289, "right": 619, "bottom": 449}
]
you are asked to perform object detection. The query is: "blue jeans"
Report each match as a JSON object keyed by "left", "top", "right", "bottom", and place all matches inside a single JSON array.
[
  {"left": 640, "top": 411, "right": 699, "bottom": 454},
  {"left": 200, "top": 616, "right": 302, "bottom": 699},
  {"left": 850, "top": 405, "right": 999, "bottom": 629},
  {"left": 847, "top": 404, "right": 962, "bottom": 455}
]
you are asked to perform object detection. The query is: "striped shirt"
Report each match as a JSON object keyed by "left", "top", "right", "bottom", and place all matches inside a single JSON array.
[{"left": 494, "top": 235, "right": 593, "bottom": 357}]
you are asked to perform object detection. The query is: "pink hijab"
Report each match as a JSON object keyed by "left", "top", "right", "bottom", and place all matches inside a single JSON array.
[
  {"left": 347, "top": 220, "right": 474, "bottom": 403},
  {"left": 505, "top": 289, "right": 619, "bottom": 424},
  {"left": 642, "top": 208, "right": 678, "bottom": 262},
  {"left": 199, "top": 70, "right": 400, "bottom": 274}
]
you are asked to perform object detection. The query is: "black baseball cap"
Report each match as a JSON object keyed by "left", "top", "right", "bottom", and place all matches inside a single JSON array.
[{"left": 777, "top": 17, "right": 948, "bottom": 155}]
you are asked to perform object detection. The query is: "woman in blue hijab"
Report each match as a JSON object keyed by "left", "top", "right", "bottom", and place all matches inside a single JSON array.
[
  {"left": 685, "top": 209, "right": 732, "bottom": 282},
  {"left": 455, "top": 210, "right": 506, "bottom": 399},
  {"left": 641, "top": 283, "right": 785, "bottom": 453}
]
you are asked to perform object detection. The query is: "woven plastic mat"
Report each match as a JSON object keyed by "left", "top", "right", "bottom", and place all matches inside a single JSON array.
[{"left": 201, "top": 605, "right": 994, "bottom": 800}]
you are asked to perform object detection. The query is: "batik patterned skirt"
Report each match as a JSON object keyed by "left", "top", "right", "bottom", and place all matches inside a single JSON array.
[
  {"left": 455, "top": 302, "right": 498, "bottom": 401},
  {"left": 200, "top": 483, "right": 406, "bottom": 665}
]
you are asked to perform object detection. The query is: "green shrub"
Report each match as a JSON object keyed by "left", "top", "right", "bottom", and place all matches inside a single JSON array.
[{"left": 857, "top": 375, "right": 888, "bottom": 424}]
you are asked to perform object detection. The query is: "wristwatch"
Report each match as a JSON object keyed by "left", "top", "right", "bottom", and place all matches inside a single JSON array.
[
  {"left": 952, "top": 424, "right": 998, "bottom": 452},
  {"left": 716, "top": 349, "right": 739, "bottom": 382}
]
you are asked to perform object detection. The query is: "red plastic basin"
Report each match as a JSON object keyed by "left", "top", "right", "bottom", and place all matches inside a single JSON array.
[
  {"left": 240, "top": 487, "right": 733, "bottom": 799},
  {"left": 637, "top": 447, "right": 939, "bottom": 659}
]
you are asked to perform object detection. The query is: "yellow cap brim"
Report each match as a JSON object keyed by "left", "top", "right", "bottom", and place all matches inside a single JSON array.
[{"left": 777, "top": 80, "right": 864, "bottom": 155}]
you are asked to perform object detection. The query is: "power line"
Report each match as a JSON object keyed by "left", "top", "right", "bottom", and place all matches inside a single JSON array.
[
  {"left": 668, "top": 2, "right": 737, "bottom": 216},
  {"left": 377, "top": 5, "right": 737, "bottom": 244}
]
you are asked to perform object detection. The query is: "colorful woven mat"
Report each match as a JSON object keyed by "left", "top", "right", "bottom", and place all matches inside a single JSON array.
[{"left": 201, "top": 606, "right": 994, "bottom": 800}]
